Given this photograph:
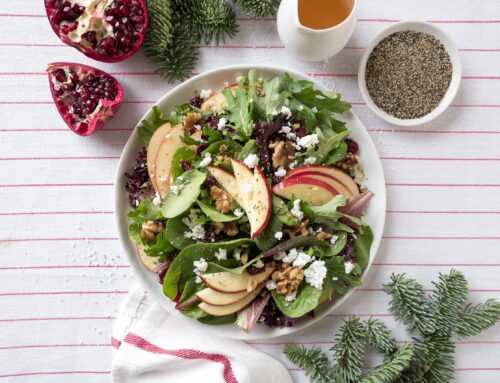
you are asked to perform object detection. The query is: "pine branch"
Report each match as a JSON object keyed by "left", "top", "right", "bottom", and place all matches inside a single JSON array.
[
  {"left": 423, "top": 338, "right": 455, "bottom": 383},
  {"left": 365, "top": 318, "right": 397, "bottom": 356},
  {"left": 332, "top": 317, "right": 367, "bottom": 383},
  {"left": 234, "top": 0, "right": 281, "bottom": 17},
  {"left": 384, "top": 274, "right": 436, "bottom": 336},
  {"left": 200, "top": 0, "right": 238, "bottom": 44},
  {"left": 360, "top": 343, "right": 414, "bottom": 383},
  {"left": 144, "top": 0, "right": 173, "bottom": 52},
  {"left": 432, "top": 270, "right": 468, "bottom": 336},
  {"left": 284, "top": 344, "right": 335, "bottom": 383},
  {"left": 172, "top": 0, "right": 203, "bottom": 39},
  {"left": 455, "top": 299, "right": 500, "bottom": 338}
]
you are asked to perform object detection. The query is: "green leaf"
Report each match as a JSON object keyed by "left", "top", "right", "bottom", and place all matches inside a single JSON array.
[
  {"left": 354, "top": 226, "right": 373, "bottom": 270},
  {"left": 324, "top": 141, "right": 348, "bottom": 165},
  {"left": 292, "top": 87, "right": 351, "bottom": 114},
  {"left": 284, "top": 344, "right": 334, "bottom": 383},
  {"left": 262, "top": 76, "right": 287, "bottom": 119},
  {"left": 309, "top": 129, "right": 350, "bottom": 164},
  {"left": 164, "top": 216, "right": 196, "bottom": 249},
  {"left": 171, "top": 147, "right": 196, "bottom": 181},
  {"left": 162, "top": 170, "right": 206, "bottom": 218},
  {"left": 455, "top": 299, "right": 500, "bottom": 338},
  {"left": 198, "top": 313, "right": 237, "bottom": 325},
  {"left": 137, "top": 106, "right": 168, "bottom": 144},
  {"left": 205, "top": 259, "right": 241, "bottom": 273},
  {"left": 208, "top": 254, "right": 263, "bottom": 275},
  {"left": 360, "top": 342, "right": 414, "bottom": 383},
  {"left": 236, "top": 139, "right": 258, "bottom": 160},
  {"left": 272, "top": 282, "right": 323, "bottom": 318},
  {"left": 273, "top": 195, "right": 299, "bottom": 226},
  {"left": 325, "top": 231, "right": 348, "bottom": 256},
  {"left": 128, "top": 199, "right": 163, "bottom": 224},
  {"left": 163, "top": 238, "right": 254, "bottom": 299},
  {"left": 332, "top": 317, "right": 367, "bottom": 383},
  {"left": 325, "top": 257, "right": 362, "bottom": 294},
  {"left": 254, "top": 215, "right": 283, "bottom": 251},
  {"left": 203, "top": 139, "right": 242, "bottom": 156},
  {"left": 145, "top": 232, "right": 177, "bottom": 257},
  {"left": 222, "top": 86, "right": 253, "bottom": 138},
  {"left": 432, "top": 269, "right": 468, "bottom": 336},
  {"left": 197, "top": 200, "right": 239, "bottom": 222},
  {"left": 180, "top": 135, "right": 201, "bottom": 146},
  {"left": 263, "top": 236, "right": 330, "bottom": 258}
]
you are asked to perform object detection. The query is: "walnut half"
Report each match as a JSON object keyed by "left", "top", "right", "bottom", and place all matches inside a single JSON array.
[
  {"left": 272, "top": 263, "right": 304, "bottom": 295},
  {"left": 141, "top": 220, "right": 164, "bottom": 241},
  {"left": 210, "top": 186, "right": 232, "bottom": 213},
  {"left": 269, "top": 140, "right": 295, "bottom": 168}
]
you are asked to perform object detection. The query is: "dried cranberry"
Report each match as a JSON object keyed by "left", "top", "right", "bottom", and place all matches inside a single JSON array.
[
  {"left": 203, "top": 175, "right": 217, "bottom": 189},
  {"left": 189, "top": 96, "right": 203, "bottom": 108},
  {"left": 196, "top": 143, "right": 207, "bottom": 157},
  {"left": 205, "top": 116, "right": 219, "bottom": 130},
  {"left": 346, "top": 138, "right": 359, "bottom": 155},
  {"left": 295, "top": 125, "right": 307, "bottom": 138},
  {"left": 180, "top": 160, "right": 192, "bottom": 171},
  {"left": 247, "top": 266, "right": 265, "bottom": 275}
]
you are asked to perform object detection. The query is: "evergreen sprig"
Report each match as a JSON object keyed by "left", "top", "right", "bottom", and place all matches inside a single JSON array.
[
  {"left": 200, "top": 0, "right": 238, "bottom": 43},
  {"left": 284, "top": 270, "right": 500, "bottom": 383},
  {"left": 234, "top": 0, "right": 281, "bottom": 17}
]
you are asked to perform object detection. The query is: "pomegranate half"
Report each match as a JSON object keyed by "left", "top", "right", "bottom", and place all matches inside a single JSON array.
[
  {"left": 45, "top": 0, "right": 148, "bottom": 63},
  {"left": 47, "top": 62, "right": 124, "bottom": 136}
]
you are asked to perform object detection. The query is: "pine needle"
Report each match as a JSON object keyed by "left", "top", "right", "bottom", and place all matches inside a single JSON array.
[
  {"left": 332, "top": 317, "right": 367, "bottom": 383},
  {"left": 144, "top": 0, "right": 173, "bottom": 52},
  {"left": 360, "top": 343, "right": 414, "bottom": 383},
  {"left": 455, "top": 299, "right": 500, "bottom": 338},
  {"left": 234, "top": 0, "right": 281, "bottom": 18},
  {"left": 432, "top": 269, "right": 468, "bottom": 336},
  {"left": 283, "top": 344, "right": 335, "bottom": 383},
  {"left": 365, "top": 318, "right": 397, "bottom": 356},
  {"left": 423, "top": 338, "right": 455, "bottom": 383},
  {"left": 384, "top": 274, "right": 436, "bottom": 336},
  {"left": 200, "top": 0, "right": 238, "bottom": 43}
]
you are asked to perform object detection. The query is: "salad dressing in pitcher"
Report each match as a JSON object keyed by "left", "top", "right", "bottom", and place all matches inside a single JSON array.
[{"left": 298, "top": 0, "right": 353, "bottom": 30}]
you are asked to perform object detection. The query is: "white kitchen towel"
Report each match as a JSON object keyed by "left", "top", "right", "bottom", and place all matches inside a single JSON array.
[{"left": 111, "top": 285, "right": 293, "bottom": 383}]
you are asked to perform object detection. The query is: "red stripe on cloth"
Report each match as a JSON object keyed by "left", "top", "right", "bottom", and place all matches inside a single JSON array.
[
  {"left": 368, "top": 128, "right": 500, "bottom": 134},
  {"left": 0, "top": 316, "right": 115, "bottom": 323},
  {"left": 124, "top": 333, "right": 238, "bottom": 383},
  {"left": 381, "top": 156, "right": 500, "bottom": 161},
  {"left": 0, "top": 182, "right": 114, "bottom": 187},
  {"left": 383, "top": 236, "right": 500, "bottom": 240},
  {"left": 0, "top": 343, "right": 111, "bottom": 350},
  {"left": 0, "top": 265, "right": 129, "bottom": 270},
  {"left": 387, "top": 183, "right": 500, "bottom": 187},
  {"left": 0, "top": 211, "right": 113, "bottom": 216},
  {"left": 0, "top": 237, "right": 118, "bottom": 243},
  {"left": 387, "top": 210, "right": 500, "bottom": 214},
  {"left": 0, "top": 371, "right": 110, "bottom": 378},
  {"left": 0, "top": 290, "right": 128, "bottom": 297},
  {"left": 373, "top": 263, "right": 500, "bottom": 267},
  {"left": 111, "top": 337, "right": 121, "bottom": 349},
  {"left": 0, "top": 156, "right": 120, "bottom": 161}
]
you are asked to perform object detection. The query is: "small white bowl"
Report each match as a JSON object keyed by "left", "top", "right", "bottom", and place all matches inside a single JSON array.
[{"left": 358, "top": 21, "right": 462, "bottom": 127}]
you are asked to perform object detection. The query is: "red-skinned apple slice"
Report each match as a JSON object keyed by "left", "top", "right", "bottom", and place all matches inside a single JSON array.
[
  {"left": 206, "top": 166, "right": 246, "bottom": 208},
  {"left": 287, "top": 165, "right": 359, "bottom": 196},
  {"left": 136, "top": 245, "right": 158, "bottom": 272},
  {"left": 230, "top": 159, "right": 272, "bottom": 238},
  {"left": 200, "top": 266, "right": 274, "bottom": 293},
  {"left": 154, "top": 124, "right": 184, "bottom": 196},
  {"left": 198, "top": 287, "right": 263, "bottom": 316},
  {"left": 196, "top": 288, "right": 253, "bottom": 306},
  {"left": 273, "top": 175, "right": 338, "bottom": 205},
  {"left": 285, "top": 171, "right": 352, "bottom": 197},
  {"left": 147, "top": 122, "right": 172, "bottom": 192},
  {"left": 200, "top": 84, "right": 238, "bottom": 113}
]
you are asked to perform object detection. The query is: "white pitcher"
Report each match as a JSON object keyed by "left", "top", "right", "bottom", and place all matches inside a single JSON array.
[{"left": 277, "top": 0, "right": 357, "bottom": 62}]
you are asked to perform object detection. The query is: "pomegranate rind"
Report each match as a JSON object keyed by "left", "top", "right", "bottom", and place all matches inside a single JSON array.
[
  {"left": 44, "top": 0, "right": 149, "bottom": 63},
  {"left": 47, "top": 62, "right": 125, "bottom": 136}
]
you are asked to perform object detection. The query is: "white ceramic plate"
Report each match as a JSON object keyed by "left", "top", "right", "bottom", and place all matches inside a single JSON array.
[
  {"left": 358, "top": 21, "right": 462, "bottom": 127},
  {"left": 115, "top": 64, "right": 386, "bottom": 340}
]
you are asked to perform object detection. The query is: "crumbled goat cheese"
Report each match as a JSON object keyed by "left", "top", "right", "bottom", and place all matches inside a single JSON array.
[
  {"left": 287, "top": 132, "right": 297, "bottom": 141},
  {"left": 332, "top": 276, "right": 339, "bottom": 281},
  {"left": 194, "top": 124, "right": 202, "bottom": 131},
  {"left": 280, "top": 125, "right": 291, "bottom": 134},
  {"left": 273, "top": 251, "right": 286, "bottom": 261},
  {"left": 282, "top": 248, "right": 299, "bottom": 264},
  {"left": 200, "top": 89, "right": 212, "bottom": 99},
  {"left": 184, "top": 225, "right": 205, "bottom": 240},
  {"left": 200, "top": 153, "right": 212, "bottom": 167},
  {"left": 288, "top": 160, "right": 298, "bottom": 170},
  {"left": 304, "top": 260, "right": 327, "bottom": 289},
  {"left": 242, "top": 182, "right": 254, "bottom": 197},
  {"left": 214, "top": 248, "right": 227, "bottom": 260},
  {"left": 233, "top": 248, "right": 241, "bottom": 260},
  {"left": 195, "top": 275, "right": 202, "bottom": 284},
  {"left": 274, "top": 166, "right": 287, "bottom": 178},
  {"left": 169, "top": 185, "right": 180, "bottom": 195},
  {"left": 274, "top": 231, "right": 283, "bottom": 240},
  {"left": 193, "top": 258, "right": 208, "bottom": 274},
  {"left": 266, "top": 280, "right": 277, "bottom": 291},
  {"left": 285, "top": 290, "right": 298, "bottom": 302},
  {"left": 281, "top": 105, "right": 292, "bottom": 118},
  {"left": 217, "top": 118, "right": 227, "bottom": 130},
  {"left": 304, "top": 156, "right": 317, "bottom": 165},
  {"left": 297, "top": 134, "right": 319, "bottom": 149},
  {"left": 271, "top": 109, "right": 278, "bottom": 116},
  {"left": 330, "top": 235, "right": 339, "bottom": 245},
  {"left": 243, "top": 153, "right": 259, "bottom": 168},
  {"left": 344, "top": 261, "right": 355, "bottom": 274},
  {"left": 182, "top": 209, "right": 201, "bottom": 228},
  {"left": 233, "top": 208, "right": 244, "bottom": 217},
  {"left": 312, "top": 106, "right": 318, "bottom": 113},
  {"left": 152, "top": 193, "right": 162, "bottom": 206},
  {"left": 290, "top": 199, "right": 304, "bottom": 220},
  {"left": 299, "top": 105, "right": 304, "bottom": 111},
  {"left": 254, "top": 259, "right": 264, "bottom": 268},
  {"left": 293, "top": 251, "right": 311, "bottom": 268},
  {"left": 284, "top": 98, "right": 290, "bottom": 106}
]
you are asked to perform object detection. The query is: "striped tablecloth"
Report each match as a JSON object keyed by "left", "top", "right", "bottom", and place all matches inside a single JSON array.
[{"left": 1, "top": 0, "right": 499, "bottom": 381}]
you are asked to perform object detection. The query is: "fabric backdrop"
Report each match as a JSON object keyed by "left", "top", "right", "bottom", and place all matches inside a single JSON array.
[{"left": 1, "top": 0, "right": 499, "bottom": 381}]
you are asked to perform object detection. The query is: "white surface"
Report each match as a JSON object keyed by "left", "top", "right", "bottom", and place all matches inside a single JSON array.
[
  {"left": 111, "top": 285, "right": 292, "bottom": 383},
  {"left": 0, "top": 0, "right": 500, "bottom": 381},
  {"left": 358, "top": 21, "right": 462, "bottom": 126},
  {"left": 115, "top": 64, "right": 386, "bottom": 340}
]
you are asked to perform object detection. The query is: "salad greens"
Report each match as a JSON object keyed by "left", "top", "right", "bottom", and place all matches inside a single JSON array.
[{"left": 125, "top": 70, "right": 374, "bottom": 332}]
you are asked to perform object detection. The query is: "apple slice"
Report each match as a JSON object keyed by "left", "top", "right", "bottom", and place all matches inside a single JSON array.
[
  {"left": 200, "top": 84, "right": 238, "bottom": 113},
  {"left": 198, "top": 287, "right": 263, "bottom": 316},
  {"left": 136, "top": 245, "right": 158, "bottom": 272},
  {"left": 206, "top": 166, "right": 246, "bottom": 208},
  {"left": 273, "top": 175, "right": 338, "bottom": 205},
  {"left": 285, "top": 171, "right": 352, "bottom": 197},
  {"left": 201, "top": 266, "right": 274, "bottom": 293},
  {"left": 147, "top": 122, "right": 172, "bottom": 192},
  {"left": 230, "top": 159, "right": 272, "bottom": 238},
  {"left": 154, "top": 124, "right": 184, "bottom": 196},
  {"left": 196, "top": 288, "right": 252, "bottom": 306},
  {"left": 287, "top": 165, "right": 359, "bottom": 196}
]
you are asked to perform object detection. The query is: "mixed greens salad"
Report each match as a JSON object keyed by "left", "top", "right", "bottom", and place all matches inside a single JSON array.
[{"left": 125, "top": 70, "right": 374, "bottom": 332}]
